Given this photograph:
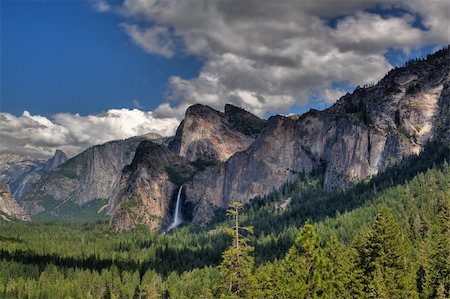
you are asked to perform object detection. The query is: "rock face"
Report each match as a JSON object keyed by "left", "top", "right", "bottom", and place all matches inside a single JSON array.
[
  {"left": 43, "top": 150, "right": 68, "bottom": 172},
  {"left": 0, "top": 182, "right": 30, "bottom": 221},
  {"left": 0, "top": 150, "right": 67, "bottom": 199},
  {"left": 21, "top": 135, "right": 158, "bottom": 217},
  {"left": 110, "top": 141, "right": 193, "bottom": 232},
  {"left": 186, "top": 47, "right": 450, "bottom": 224},
  {"left": 169, "top": 104, "right": 265, "bottom": 162}
]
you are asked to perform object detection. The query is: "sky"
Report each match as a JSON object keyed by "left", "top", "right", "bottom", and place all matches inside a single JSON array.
[{"left": 0, "top": 0, "right": 449, "bottom": 159}]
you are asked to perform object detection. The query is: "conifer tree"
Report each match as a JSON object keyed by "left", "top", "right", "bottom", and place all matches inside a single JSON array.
[
  {"left": 325, "top": 234, "right": 364, "bottom": 298},
  {"left": 279, "top": 222, "right": 332, "bottom": 298},
  {"left": 423, "top": 199, "right": 450, "bottom": 298},
  {"left": 218, "top": 201, "right": 255, "bottom": 298},
  {"left": 139, "top": 269, "right": 163, "bottom": 299},
  {"left": 356, "top": 206, "right": 417, "bottom": 298}
]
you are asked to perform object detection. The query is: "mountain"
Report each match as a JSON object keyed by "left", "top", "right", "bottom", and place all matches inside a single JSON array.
[
  {"left": 20, "top": 134, "right": 161, "bottom": 220},
  {"left": 0, "top": 182, "right": 30, "bottom": 222},
  {"left": 42, "top": 150, "right": 68, "bottom": 172},
  {"left": 185, "top": 47, "right": 450, "bottom": 223},
  {"left": 0, "top": 150, "right": 67, "bottom": 199},
  {"left": 109, "top": 104, "right": 264, "bottom": 231},
  {"left": 110, "top": 141, "right": 193, "bottom": 231},
  {"left": 109, "top": 48, "right": 449, "bottom": 230},
  {"left": 168, "top": 104, "right": 265, "bottom": 162}
]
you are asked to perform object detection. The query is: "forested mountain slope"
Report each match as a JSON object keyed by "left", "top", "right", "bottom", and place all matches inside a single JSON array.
[{"left": 0, "top": 137, "right": 448, "bottom": 297}]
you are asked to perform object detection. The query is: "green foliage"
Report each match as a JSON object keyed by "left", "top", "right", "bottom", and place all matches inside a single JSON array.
[
  {"left": 420, "top": 199, "right": 450, "bottom": 298},
  {"left": 280, "top": 223, "right": 332, "bottom": 298},
  {"left": 0, "top": 142, "right": 448, "bottom": 298},
  {"left": 191, "top": 158, "right": 219, "bottom": 171},
  {"left": 165, "top": 164, "right": 195, "bottom": 185},
  {"left": 33, "top": 197, "right": 109, "bottom": 223},
  {"left": 344, "top": 99, "right": 372, "bottom": 125},
  {"left": 227, "top": 111, "right": 265, "bottom": 137},
  {"left": 325, "top": 234, "right": 364, "bottom": 298},
  {"left": 355, "top": 207, "right": 417, "bottom": 298},
  {"left": 218, "top": 202, "right": 256, "bottom": 298}
]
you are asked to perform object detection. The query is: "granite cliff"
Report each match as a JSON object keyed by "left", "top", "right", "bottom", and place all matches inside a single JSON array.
[
  {"left": 0, "top": 150, "right": 68, "bottom": 199},
  {"left": 110, "top": 48, "right": 449, "bottom": 230},
  {"left": 0, "top": 182, "right": 30, "bottom": 222},
  {"left": 110, "top": 141, "right": 193, "bottom": 231},
  {"left": 168, "top": 104, "right": 265, "bottom": 162},
  {"left": 185, "top": 47, "right": 450, "bottom": 223}
]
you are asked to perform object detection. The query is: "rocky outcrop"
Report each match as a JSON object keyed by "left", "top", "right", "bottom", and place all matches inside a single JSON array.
[
  {"left": 186, "top": 47, "right": 450, "bottom": 224},
  {"left": 0, "top": 150, "right": 67, "bottom": 199},
  {"left": 43, "top": 150, "right": 68, "bottom": 172},
  {"left": 169, "top": 104, "right": 264, "bottom": 162},
  {"left": 0, "top": 182, "right": 30, "bottom": 221},
  {"left": 21, "top": 134, "right": 160, "bottom": 217},
  {"left": 110, "top": 141, "right": 193, "bottom": 232}
]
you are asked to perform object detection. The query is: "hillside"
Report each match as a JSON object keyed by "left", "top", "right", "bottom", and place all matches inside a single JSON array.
[
  {"left": 20, "top": 134, "right": 162, "bottom": 221},
  {"left": 0, "top": 137, "right": 448, "bottom": 297}
]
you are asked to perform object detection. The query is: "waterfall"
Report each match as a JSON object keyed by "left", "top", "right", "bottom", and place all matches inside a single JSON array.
[{"left": 167, "top": 185, "right": 184, "bottom": 232}]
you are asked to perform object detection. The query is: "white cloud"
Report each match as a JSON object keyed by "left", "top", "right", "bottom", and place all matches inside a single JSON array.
[
  {"left": 0, "top": 109, "right": 179, "bottom": 159},
  {"left": 8, "top": 0, "right": 447, "bottom": 159},
  {"left": 92, "top": 0, "right": 111, "bottom": 13},
  {"left": 112, "top": 0, "right": 449, "bottom": 117},
  {"left": 121, "top": 23, "right": 175, "bottom": 57}
]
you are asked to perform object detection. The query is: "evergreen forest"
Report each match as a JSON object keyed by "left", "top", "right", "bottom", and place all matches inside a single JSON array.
[{"left": 0, "top": 142, "right": 449, "bottom": 298}]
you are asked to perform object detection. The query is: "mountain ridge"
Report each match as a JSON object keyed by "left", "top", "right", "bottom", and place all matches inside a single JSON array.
[{"left": 185, "top": 46, "right": 450, "bottom": 224}]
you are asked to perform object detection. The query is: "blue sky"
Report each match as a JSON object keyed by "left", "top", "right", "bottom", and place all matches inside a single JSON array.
[
  {"left": 0, "top": 0, "right": 448, "bottom": 158},
  {"left": 1, "top": 0, "right": 201, "bottom": 116},
  {"left": 1, "top": 0, "right": 445, "bottom": 117}
]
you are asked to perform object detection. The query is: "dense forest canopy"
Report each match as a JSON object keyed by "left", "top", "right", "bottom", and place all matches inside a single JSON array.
[{"left": 0, "top": 141, "right": 449, "bottom": 298}]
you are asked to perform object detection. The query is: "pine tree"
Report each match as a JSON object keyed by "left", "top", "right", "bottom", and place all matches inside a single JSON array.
[
  {"left": 218, "top": 201, "right": 255, "bottom": 298},
  {"left": 139, "top": 269, "right": 163, "bottom": 299},
  {"left": 356, "top": 206, "right": 417, "bottom": 298},
  {"left": 279, "top": 222, "right": 332, "bottom": 298},
  {"left": 423, "top": 199, "right": 450, "bottom": 298},
  {"left": 325, "top": 234, "right": 364, "bottom": 298}
]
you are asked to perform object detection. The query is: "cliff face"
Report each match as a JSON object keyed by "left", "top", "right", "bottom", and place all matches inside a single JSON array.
[
  {"left": 109, "top": 141, "right": 193, "bottom": 232},
  {"left": 43, "top": 150, "right": 68, "bottom": 172},
  {"left": 0, "top": 150, "right": 67, "bottom": 199},
  {"left": 0, "top": 182, "right": 30, "bottom": 221},
  {"left": 168, "top": 104, "right": 265, "bottom": 162},
  {"left": 186, "top": 47, "right": 450, "bottom": 224},
  {"left": 21, "top": 134, "right": 159, "bottom": 217}
]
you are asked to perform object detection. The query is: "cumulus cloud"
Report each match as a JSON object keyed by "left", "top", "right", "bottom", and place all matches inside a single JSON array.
[
  {"left": 5, "top": 1, "right": 448, "bottom": 159},
  {"left": 113, "top": 0, "right": 449, "bottom": 117},
  {"left": 0, "top": 110, "right": 179, "bottom": 159}
]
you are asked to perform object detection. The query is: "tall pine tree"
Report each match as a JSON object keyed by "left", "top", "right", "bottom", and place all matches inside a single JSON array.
[
  {"left": 218, "top": 201, "right": 255, "bottom": 298},
  {"left": 423, "top": 198, "right": 450, "bottom": 298},
  {"left": 325, "top": 233, "right": 364, "bottom": 298},
  {"left": 278, "top": 222, "right": 332, "bottom": 298},
  {"left": 356, "top": 206, "right": 417, "bottom": 298}
]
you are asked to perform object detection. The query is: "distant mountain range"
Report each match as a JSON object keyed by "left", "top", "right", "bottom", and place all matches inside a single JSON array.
[{"left": 1, "top": 47, "right": 449, "bottom": 229}]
